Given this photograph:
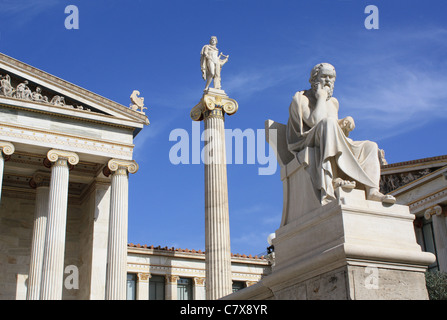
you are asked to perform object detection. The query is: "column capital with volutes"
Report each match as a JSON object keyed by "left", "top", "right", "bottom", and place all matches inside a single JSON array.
[
  {"left": 29, "top": 170, "right": 51, "bottom": 189},
  {"left": 44, "top": 149, "right": 79, "bottom": 168},
  {"left": 190, "top": 91, "right": 238, "bottom": 122},
  {"left": 0, "top": 141, "right": 15, "bottom": 158},
  {"left": 103, "top": 159, "right": 139, "bottom": 177}
]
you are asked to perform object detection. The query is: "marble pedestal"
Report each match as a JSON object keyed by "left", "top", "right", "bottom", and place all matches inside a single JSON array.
[{"left": 225, "top": 187, "right": 436, "bottom": 300}]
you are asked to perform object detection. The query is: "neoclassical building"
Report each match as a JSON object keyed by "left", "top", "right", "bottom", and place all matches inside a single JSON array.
[
  {"left": 126, "top": 244, "right": 271, "bottom": 300},
  {"left": 0, "top": 52, "right": 148, "bottom": 300},
  {"left": 380, "top": 155, "right": 447, "bottom": 273}
]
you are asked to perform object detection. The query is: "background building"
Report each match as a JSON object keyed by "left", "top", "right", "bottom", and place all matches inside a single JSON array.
[
  {"left": 381, "top": 155, "right": 447, "bottom": 273},
  {"left": 126, "top": 244, "right": 271, "bottom": 300},
  {"left": 0, "top": 52, "right": 148, "bottom": 299}
]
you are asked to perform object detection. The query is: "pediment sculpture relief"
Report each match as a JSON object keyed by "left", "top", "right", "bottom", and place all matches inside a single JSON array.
[{"left": 0, "top": 72, "right": 91, "bottom": 112}]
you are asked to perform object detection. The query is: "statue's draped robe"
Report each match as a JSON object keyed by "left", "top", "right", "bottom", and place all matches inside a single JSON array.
[{"left": 286, "top": 90, "right": 381, "bottom": 203}]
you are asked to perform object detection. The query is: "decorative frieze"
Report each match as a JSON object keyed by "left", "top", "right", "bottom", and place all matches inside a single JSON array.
[
  {"left": 0, "top": 123, "right": 134, "bottom": 159},
  {"left": 380, "top": 168, "right": 434, "bottom": 194},
  {"left": 0, "top": 72, "right": 92, "bottom": 112}
]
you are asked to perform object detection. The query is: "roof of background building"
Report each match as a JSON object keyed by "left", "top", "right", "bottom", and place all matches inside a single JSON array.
[
  {"left": 127, "top": 243, "right": 267, "bottom": 260},
  {"left": 382, "top": 155, "right": 447, "bottom": 170}
]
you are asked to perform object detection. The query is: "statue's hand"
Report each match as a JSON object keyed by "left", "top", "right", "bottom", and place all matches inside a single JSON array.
[
  {"left": 315, "top": 82, "right": 328, "bottom": 101},
  {"left": 339, "top": 116, "right": 355, "bottom": 136}
]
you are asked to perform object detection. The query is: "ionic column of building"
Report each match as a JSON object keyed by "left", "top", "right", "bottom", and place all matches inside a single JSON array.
[
  {"left": 26, "top": 171, "right": 50, "bottom": 300},
  {"left": 103, "top": 159, "right": 138, "bottom": 300},
  {"left": 190, "top": 91, "right": 238, "bottom": 300},
  {"left": 425, "top": 205, "right": 447, "bottom": 272},
  {"left": 0, "top": 141, "right": 15, "bottom": 202},
  {"left": 40, "top": 149, "right": 79, "bottom": 300}
]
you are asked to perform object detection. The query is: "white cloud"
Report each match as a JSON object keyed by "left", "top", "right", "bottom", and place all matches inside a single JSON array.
[
  {"left": 331, "top": 27, "right": 447, "bottom": 139},
  {"left": 223, "top": 63, "right": 305, "bottom": 99}
]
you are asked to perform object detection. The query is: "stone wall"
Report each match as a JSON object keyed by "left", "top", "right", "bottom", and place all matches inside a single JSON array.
[
  {"left": 0, "top": 195, "right": 34, "bottom": 299},
  {"left": 0, "top": 194, "right": 82, "bottom": 299}
]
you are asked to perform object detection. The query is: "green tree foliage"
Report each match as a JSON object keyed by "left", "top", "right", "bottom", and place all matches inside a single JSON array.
[{"left": 426, "top": 271, "right": 447, "bottom": 300}]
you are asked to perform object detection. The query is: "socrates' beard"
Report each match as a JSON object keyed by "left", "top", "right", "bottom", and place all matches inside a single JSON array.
[{"left": 311, "top": 81, "right": 334, "bottom": 100}]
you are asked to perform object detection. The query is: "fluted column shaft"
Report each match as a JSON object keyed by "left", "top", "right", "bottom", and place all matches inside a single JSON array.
[
  {"left": 27, "top": 173, "right": 50, "bottom": 300},
  {"left": 40, "top": 150, "right": 79, "bottom": 300},
  {"left": 204, "top": 108, "right": 233, "bottom": 300},
  {"left": 104, "top": 159, "right": 138, "bottom": 300},
  {"left": 0, "top": 141, "right": 15, "bottom": 202}
]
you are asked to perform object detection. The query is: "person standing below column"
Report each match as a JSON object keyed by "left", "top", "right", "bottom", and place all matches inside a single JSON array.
[{"left": 40, "top": 149, "right": 79, "bottom": 300}]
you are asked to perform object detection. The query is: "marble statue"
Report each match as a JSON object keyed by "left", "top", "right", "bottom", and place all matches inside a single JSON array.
[
  {"left": 129, "top": 90, "right": 147, "bottom": 113},
  {"left": 15, "top": 80, "right": 32, "bottom": 100},
  {"left": 200, "top": 36, "right": 229, "bottom": 91},
  {"left": 286, "top": 63, "right": 395, "bottom": 205},
  {"left": 32, "top": 87, "right": 49, "bottom": 103},
  {"left": 50, "top": 95, "right": 66, "bottom": 106},
  {"left": 0, "top": 74, "right": 14, "bottom": 97}
]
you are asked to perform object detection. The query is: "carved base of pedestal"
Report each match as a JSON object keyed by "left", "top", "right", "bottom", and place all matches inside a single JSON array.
[{"left": 223, "top": 188, "right": 435, "bottom": 300}]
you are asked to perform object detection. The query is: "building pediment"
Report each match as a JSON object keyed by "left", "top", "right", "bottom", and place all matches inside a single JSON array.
[
  {"left": 380, "top": 155, "right": 447, "bottom": 195},
  {"left": 0, "top": 52, "right": 149, "bottom": 132}
]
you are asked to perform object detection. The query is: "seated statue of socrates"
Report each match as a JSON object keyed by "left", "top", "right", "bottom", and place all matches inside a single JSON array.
[{"left": 286, "top": 62, "right": 395, "bottom": 205}]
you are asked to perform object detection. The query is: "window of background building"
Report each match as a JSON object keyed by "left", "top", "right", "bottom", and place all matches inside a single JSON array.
[
  {"left": 421, "top": 219, "right": 439, "bottom": 271},
  {"left": 127, "top": 273, "right": 136, "bottom": 300},
  {"left": 149, "top": 275, "right": 165, "bottom": 300},
  {"left": 232, "top": 281, "right": 245, "bottom": 292},
  {"left": 177, "top": 277, "right": 192, "bottom": 300}
]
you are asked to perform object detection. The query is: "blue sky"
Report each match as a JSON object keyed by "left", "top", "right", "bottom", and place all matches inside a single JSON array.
[{"left": 1, "top": 0, "right": 446, "bottom": 256}]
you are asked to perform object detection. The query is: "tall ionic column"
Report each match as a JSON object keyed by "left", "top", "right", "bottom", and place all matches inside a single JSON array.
[
  {"left": 103, "top": 159, "right": 138, "bottom": 300},
  {"left": 0, "top": 141, "right": 15, "bottom": 202},
  {"left": 27, "top": 171, "right": 50, "bottom": 300},
  {"left": 40, "top": 150, "right": 79, "bottom": 300},
  {"left": 190, "top": 90, "right": 238, "bottom": 300}
]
